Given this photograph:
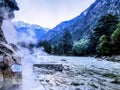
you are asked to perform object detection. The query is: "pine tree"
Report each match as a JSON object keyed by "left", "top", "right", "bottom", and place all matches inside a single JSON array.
[
  {"left": 89, "top": 14, "right": 119, "bottom": 54},
  {"left": 37, "top": 40, "right": 52, "bottom": 53},
  {"left": 53, "top": 44, "right": 58, "bottom": 54},
  {"left": 61, "top": 30, "right": 73, "bottom": 54},
  {"left": 111, "top": 23, "right": 120, "bottom": 54},
  {"left": 97, "top": 35, "right": 111, "bottom": 56}
]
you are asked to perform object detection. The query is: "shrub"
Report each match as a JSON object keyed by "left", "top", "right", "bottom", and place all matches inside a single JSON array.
[
  {"left": 111, "top": 23, "right": 120, "bottom": 54},
  {"left": 97, "top": 35, "right": 111, "bottom": 56},
  {"left": 72, "top": 39, "right": 89, "bottom": 55}
]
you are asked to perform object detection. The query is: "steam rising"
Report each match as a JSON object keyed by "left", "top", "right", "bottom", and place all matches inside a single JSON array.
[
  {"left": 2, "top": 20, "right": 18, "bottom": 44},
  {"left": 1, "top": 13, "right": 47, "bottom": 90},
  {"left": 0, "top": 0, "right": 47, "bottom": 89},
  {"left": 17, "top": 29, "right": 37, "bottom": 45}
]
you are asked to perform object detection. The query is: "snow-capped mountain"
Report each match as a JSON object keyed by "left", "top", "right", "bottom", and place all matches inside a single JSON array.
[{"left": 14, "top": 21, "right": 49, "bottom": 44}]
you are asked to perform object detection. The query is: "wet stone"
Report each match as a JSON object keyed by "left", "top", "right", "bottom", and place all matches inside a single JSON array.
[{"left": 33, "top": 63, "right": 64, "bottom": 72}]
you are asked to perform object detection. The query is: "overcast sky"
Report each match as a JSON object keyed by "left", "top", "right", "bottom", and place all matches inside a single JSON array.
[{"left": 14, "top": 0, "right": 95, "bottom": 28}]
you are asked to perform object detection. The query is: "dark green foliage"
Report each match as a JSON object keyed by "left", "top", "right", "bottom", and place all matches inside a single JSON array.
[
  {"left": 97, "top": 35, "right": 111, "bottom": 56},
  {"left": 97, "top": 23, "right": 120, "bottom": 55},
  {"left": 37, "top": 40, "right": 52, "bottom": 53},
  {"left": 111, "top": 23, "right": 120, "bottom": 54},
  {"left": 98, "top": 14, "right": 119, "bottom": 36},
  {"left": 57, "top": 42, "right": 64, "bottom": 55},
  {"left": 62, "top": 30, "right": 73, "bottom": 54},
  {"left": 88, "top": 33, "right": 98, "bottom": 54},
  {"left": 52, "top": 45, "right": 58, "bottom": 54},
  {"left": 89, "top": 14, "right": 119, "bottom": 55},
  {"left": 72, "top": 39, "right": 89, "bottom": 56},
  {"left": 53, "top": 30, "right": 73, "bottom": 55},
  {"left": 52, "top": 42, "right": 64, "bottom": 55}
]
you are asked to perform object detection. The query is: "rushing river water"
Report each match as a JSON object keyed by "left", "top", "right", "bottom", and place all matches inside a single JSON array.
[{"left": 22, "top": 55, "right": 120, "bottom": 90}]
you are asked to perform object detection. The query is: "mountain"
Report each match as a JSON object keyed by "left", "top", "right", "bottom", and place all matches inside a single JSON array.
[
  {"left": 41, "top": 0, "right": 120, "bottom": 44},
  {"left": 14, "top": 21, "right": 49, "bottom": 43}
]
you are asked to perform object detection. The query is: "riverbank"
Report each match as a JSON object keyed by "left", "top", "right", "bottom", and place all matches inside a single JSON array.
[
  {"left": 96, "top": 55, "right": 120, "bottom": 62},
  {"left": 50, "top": 54, "right": 120, "bottom": 63}
]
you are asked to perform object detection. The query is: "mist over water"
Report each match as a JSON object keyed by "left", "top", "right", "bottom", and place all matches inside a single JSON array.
[
  {"left": 1, "top": 19, "right": 48, "bottom": 89},
  {"left": 2, "top": 20, "right": 18, "bottom": 44},
  {"left": 0, "top": 0, "right": 49, "bottom": 90},
  {"left": 19, "top": 47, "right": 47, "bottom": 90},
  {"left": 17, "top": 46, "right": 48, "bottom": 90}
]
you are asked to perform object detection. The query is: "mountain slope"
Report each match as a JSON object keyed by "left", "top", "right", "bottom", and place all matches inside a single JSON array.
[
  {"left": 41, "top": 0, "right": 120, "bottom": 44},
  {"left": 14, "top": 21, "right": 49, "bottom": 43}
]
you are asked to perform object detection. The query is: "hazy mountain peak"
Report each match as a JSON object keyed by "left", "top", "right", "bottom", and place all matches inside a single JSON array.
[{"left": 14, "top": 21, "right": 49, "bottom": 44}]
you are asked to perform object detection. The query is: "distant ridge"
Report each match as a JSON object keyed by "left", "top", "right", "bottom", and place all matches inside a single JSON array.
[
  {"left": 14, "top": 21, "right": 49, "bottom": 43},
  {"left": 41, "top": 0, "right": 120, "bottom": 44}
]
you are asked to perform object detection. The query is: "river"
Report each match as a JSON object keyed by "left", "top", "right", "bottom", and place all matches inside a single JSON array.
[{"left": 22, "top": 55, "right": 120, "bottom": 90}]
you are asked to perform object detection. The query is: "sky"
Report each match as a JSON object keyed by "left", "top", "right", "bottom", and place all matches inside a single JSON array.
[{"left": 14, "top": 0, "right": 95, "bottom": 29}]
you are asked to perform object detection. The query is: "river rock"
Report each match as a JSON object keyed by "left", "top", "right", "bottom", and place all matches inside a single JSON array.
[
  {"left": 102, "top": 56, "right": 120, "bottom": 62},
  {"left": 33, "top": 63, "right": 64, "bottom": 72},
  {"left": 111, "top": 77, "right": 120, "bottom": 84}
]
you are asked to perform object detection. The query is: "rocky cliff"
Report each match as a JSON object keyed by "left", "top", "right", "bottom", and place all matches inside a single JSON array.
[
  {"left": 41, "top": 0, "right": 120, "bottom": 44},
  {"left": 0, "top": 0, "right": 21, "bottom": 89}
]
